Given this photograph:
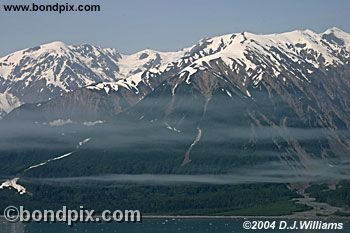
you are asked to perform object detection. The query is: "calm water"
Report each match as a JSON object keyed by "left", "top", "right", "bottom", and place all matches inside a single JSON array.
[{"left": 1, "top": 218, "right": 349, "bottom": 233}]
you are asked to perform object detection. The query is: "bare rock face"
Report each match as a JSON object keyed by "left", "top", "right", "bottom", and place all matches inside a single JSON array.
[{"left": 0, "top": 92, "right": 20, "bottom": 119}]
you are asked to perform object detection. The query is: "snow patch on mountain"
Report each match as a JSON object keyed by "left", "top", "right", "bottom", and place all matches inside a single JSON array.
[
  {"left": 0, "top": 27, "right": 349, "bottom": 115},
  {"left": 0, "top": 138, "right": 92, "bottom": 195},
  {"left": 23, "top": 138, "right": 90, "bottom": 173},
  {"left": 0, "top": 178, "right": 26, "bottom": 195},
  {"left": 182, "top": 128, "right": 202, "bottom": 166},
  {"left": 86, "top": 71, "right": 144, "bottom": 94},
  {"left": 0, "top": 41, "right": 190, "bottom": 107},
  {"left": 322, "top": 27, "right": 350, "bottom": 51},
  {"left": 176, "top": 28, "right": 350, "bottom": 89},
  {"left": 118, "top": 48, "right": 189, "bottom": 77}
]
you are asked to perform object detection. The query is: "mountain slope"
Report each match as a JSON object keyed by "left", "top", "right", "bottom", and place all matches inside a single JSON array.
[
  {"left": 1, "top": 28, "right": 350, "bottom": 178},
  {"left": 3, "top": 35, "right": 236, "bottom": 121},
  {"left": 0, "top": 92, "right": 20, "bottom": 118},
  {"left": 7, "top": 27, "right": 350, "bottom": 122},
  {"left": 0, "top": 41, "right": 192, "bottom": 117}
]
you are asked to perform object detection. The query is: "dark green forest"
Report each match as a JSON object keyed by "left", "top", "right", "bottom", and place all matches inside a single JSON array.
[{"left": 0, "top": 183, "right": 308, "bottom": 216}]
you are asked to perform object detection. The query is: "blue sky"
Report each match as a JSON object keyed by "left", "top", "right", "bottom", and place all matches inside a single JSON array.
[{"left": 1, "top": 0, "right": 350, "bottom": 56}]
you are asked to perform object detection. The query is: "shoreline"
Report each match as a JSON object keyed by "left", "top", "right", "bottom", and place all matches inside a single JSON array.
[
  {"left": 1, "top": 213, "right": 349, "bottom": 220},
  {"left": 144, "top": 215, "right": 286, "bottom": 219},
  {"left": 2, "top": 215, "right": 344, "bottom": 219},
  {"left": 142, "top": 215, "right": 348, "bottom": 220}
]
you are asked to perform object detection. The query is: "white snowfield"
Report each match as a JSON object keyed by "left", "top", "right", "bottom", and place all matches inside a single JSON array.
[{"left": 0, "top": 27, "right": 349, "bottom": 113}]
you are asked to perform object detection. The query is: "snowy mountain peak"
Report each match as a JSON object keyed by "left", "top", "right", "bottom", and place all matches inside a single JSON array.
[
  {"left": 0, "top": 40, "right": 192, "bottom": 115},
  {"left": 323, "top": 26, "right": 346, "bottom": 35},
  {"left": 174, "top": 27, "right": 350, "bottom": 94},
  {"left": 88, "top": 27, "right": 350, "bottom": 100},
  {"left": 321, "top": 27, "right": 350, "bottom": 50},
  {"left": 40, "top": 41, "right": 68, "bottom": 51}
]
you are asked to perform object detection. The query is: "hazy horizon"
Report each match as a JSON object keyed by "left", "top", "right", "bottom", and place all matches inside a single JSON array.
[
  {"left": 1, "top": 0, "right": 350, "bottom": 56},
  {"left": 1, "top": 26, "right": 350, "bottom": 57}
]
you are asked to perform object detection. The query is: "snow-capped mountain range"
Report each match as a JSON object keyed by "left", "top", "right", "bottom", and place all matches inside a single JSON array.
[
  {"left": 0, "top": 27, "right": 349, "bottom": 120},
  {"left": 0, "top": 41, "right": 190, "bottom": 117},
  {"left": 1, "top": 27, "right": 350, "bottom": 187}
]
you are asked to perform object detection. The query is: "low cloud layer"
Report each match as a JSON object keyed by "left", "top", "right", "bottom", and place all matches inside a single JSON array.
[{"left": 22, "top": 159, "right": 350, "bottom": 186}]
